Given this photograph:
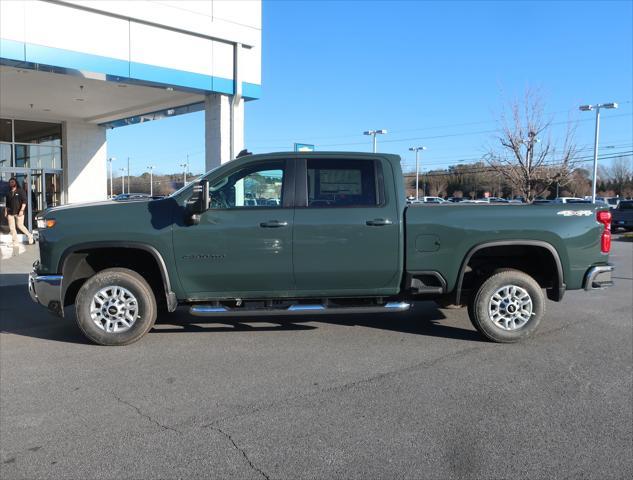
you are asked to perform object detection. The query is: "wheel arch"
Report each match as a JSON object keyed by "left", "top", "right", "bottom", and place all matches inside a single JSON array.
[
  {"left": 60, "top": 242, "right": 177, "bottom": 312},
  {"left": 454, "top": 240, "right": 565, "bottom": 305}
]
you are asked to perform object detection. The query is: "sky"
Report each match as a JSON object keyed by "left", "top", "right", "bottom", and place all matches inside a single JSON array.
[{"left": 107, "top": 0, "right": 633, "bottom": 176}]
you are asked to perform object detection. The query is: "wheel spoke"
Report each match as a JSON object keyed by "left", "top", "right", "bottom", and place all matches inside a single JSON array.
[
  {"left": 90, "top": 285, "right": 139, "bottom": 334},
  {"left": 488, "top": 284, "right": 533, "bottom": 331}
]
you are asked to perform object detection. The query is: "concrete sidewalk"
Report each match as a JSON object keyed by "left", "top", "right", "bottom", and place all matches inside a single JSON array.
[{"left": 0, "top": 242, "right": 39, "bottom": 286}]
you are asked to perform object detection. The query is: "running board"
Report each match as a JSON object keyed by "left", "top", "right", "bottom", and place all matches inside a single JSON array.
[{"left": 189, "top": 302, "right": 411, "bottom": 317}]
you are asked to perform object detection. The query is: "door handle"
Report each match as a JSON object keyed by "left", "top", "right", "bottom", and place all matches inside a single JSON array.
[
  {"left": 366, "top": 218, "right": 393, "bottom": 226},
  {"left": 260, "top": 220, "right": 288, "bottom": 228}
]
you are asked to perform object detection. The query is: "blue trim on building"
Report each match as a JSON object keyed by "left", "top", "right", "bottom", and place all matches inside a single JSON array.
[
  {"left": 0, "top": 39, "right": 260, "bottom": 99},
  {"left": 0, "top": 38, "right": 25, "bottom": 62},
  {"left": 243, "top": 82, "right": 262, "bottom": 100},
  {"left": 212, "top": 76, "right": 234, "bottom": 95},
  {"left": 27, "top": 43, "right": 129, "bottom": 77},
  {"left": 129, "top": 61, "right": 213, "bottom": 91}
]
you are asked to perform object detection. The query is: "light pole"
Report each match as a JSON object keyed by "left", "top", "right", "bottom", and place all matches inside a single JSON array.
[
  {"left": 179, "top": 160, "right": 189, "bottom": 185},
  {"left": 409, "top": 146, "right": 427, "bottom": 201},
  {"left": 519, "top": 131, "right": 538, "bottom": 200},
  {"left": 107, "top": 157, "right": 115, "bottom": 198},
  {"left": 147, "top": 165, "right": 155, "bottom": 196},
  {"left": 127, "top": 157, "right": 130, "bottom": 194},
  {"left": 363, "top": 129, "right": 387, "bottom": 153},
  {"left": 579, "top": 102, "right": 618, "bottom": 202},
  {"left": 119, "top": 168, "right": 126, "bottom": 194}
]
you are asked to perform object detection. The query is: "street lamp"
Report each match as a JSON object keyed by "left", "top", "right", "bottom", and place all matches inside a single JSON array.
[
  {"left": 107, "top": 157, "right": 115, "bottom": 198},
  {"left": 147, "top": 165, "right": 155, "bottom": 196},
  {"left": 409, "top": 146, "right": 427, "bottom": 201},
  {"left": 179, "top": 161, "right": 189, "bottom": 185},
  {"left": 363, "top": 129, "right": 387, "bottom": 153},
  {"left": 579, "top": 102, "right": 619, "bottom": 203},
  {"left": 119, "top": 168, "right": 126, "bottom": 194}
]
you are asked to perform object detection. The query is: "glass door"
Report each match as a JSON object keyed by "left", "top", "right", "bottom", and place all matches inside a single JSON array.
[
  {"left": 44, "top": 171, "right": 62, "bottom": 208},
  {"left": 30, "top": 170, "right": 44, "bottom": 227}
]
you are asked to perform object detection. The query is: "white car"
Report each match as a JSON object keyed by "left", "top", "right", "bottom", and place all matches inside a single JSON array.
[
  {"left": 551, "top": 197, "right": 584, "bottom": 204},
  {"left": 422, "top": 196, "right": 447, "bottom": 203}
]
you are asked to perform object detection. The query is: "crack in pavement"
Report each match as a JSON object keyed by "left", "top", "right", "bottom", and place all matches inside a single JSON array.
[
  {"left": 112, "top": 393, "right": 181, "bottom": 434},
  {"left": 200, "top": 343, "right": 486, "bottom": 431},
  {"left": 208, "top": 425, "right": 270, "bottom": 480},
  {"left": 196, "top": 315, "right": 598, "bottom": 431}
]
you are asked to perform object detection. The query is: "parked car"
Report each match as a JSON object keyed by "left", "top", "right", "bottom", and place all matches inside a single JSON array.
[
  {"left": 113, "top": 193, "right": 151, "bottom": 201},
  {"left": 447, "top": 197, "right": 466, "bottom": 203},
  {"left": 422, "top": 196, "right": 447, "bottom": 203},
  {"left": 605, "top": 197, "right": 621, "bottom": 209},
  {"left": 551, "top": 197, "right": 585, "bottom": 204},
  {"left": 532, "top": 199, "right": 552, "bottom": 204},
  {"left": 612, "top": 200, "right": 633, "bottom": 231},
  {"left": 30, "top": 151, "right": 614, "bottom": 346}
]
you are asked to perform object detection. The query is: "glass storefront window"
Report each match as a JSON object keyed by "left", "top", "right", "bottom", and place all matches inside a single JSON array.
[
  {"left": 0, "top": 119, "right": 12, "bottom": 142},
  {"left": 0, "top": 143, "right": 12, "bottom": 168},
  {"left": 0, "top": 119, "right": 64, "bottom": 232},
  {"left": 14, "top": 145, "right": 61, "bottom": 169},
  {"left": 14, "top": 120, "right": 62, "bottom": 146}
]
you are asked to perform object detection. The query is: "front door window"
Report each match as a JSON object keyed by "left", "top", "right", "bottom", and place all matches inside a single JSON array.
[{"left": 208, "top": 161, "right": 285, "bottom": 209}]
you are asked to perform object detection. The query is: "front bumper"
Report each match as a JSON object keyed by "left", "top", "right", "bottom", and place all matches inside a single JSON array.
[
  {"left": 28, "top": 265, "right": 64, "bottom": 316},
  {"left": 583, "top": 264, "right": 614, "bottom": 291}
]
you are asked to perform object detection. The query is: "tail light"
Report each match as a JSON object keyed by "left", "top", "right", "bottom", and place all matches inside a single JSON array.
[{"left": 597, "top": 210, "right": 611, "bottom": 253}]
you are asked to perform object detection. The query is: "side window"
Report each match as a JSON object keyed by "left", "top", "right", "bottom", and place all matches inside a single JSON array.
[
  {"left": 208, "top": 161, "right": 284, "bottom": 209},
  {"left": 306, "top": 159, "right": 379, "bottom": 207}
]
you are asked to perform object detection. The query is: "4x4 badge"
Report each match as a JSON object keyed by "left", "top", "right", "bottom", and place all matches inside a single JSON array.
[{"left": 557, "top": 210, "right": 592, "bottom": 217}]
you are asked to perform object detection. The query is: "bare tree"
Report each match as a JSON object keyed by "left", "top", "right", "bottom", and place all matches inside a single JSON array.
[
  {"left": 608, "top": 156, "right": 633, "bottom": 195},
  {"left": 426, "top": 172, "right": 448, "bottom": 197},
  {"left": 485, "top": 89, "right": 578, "bottom": 201}
]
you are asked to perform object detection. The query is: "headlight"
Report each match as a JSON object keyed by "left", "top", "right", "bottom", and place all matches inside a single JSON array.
[{"left": 37, "top": 218, "right": 56, "bottom": 229}]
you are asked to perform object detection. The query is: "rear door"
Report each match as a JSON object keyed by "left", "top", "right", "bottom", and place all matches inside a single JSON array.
[{"left": 292, "top": 157, "right": 401, "bottom": 296}]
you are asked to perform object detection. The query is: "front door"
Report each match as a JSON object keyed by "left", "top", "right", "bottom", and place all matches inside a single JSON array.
[
  {"left": 292, "top": 157, "right": 401, "bottom": 296},
  {"left": 172, "top": 159, "right": 294, "bottom": 299}
]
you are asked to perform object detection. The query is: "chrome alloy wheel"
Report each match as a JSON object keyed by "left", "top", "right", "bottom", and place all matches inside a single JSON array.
[
  {"left": 488, "top": 284, "right": 533, "bottom": 331},
  {"left": 90, "top": 286, "right": 139, "bottom": 333}
]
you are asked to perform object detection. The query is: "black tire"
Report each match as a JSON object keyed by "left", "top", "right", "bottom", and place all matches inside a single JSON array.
[
  {"left": 75, "top": 268, "right": 157, "bottom": 346},
  {"left": 468, "top": 269, "right": 545, "bottom": 343}
]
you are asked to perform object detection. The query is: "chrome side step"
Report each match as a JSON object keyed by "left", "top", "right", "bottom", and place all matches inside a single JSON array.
[{"left": 189, "top": 302, "right": 411, "bottom": 317}]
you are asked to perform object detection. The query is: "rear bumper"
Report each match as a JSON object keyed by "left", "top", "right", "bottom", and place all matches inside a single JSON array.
[
  {"left": 583, "top": 264, "right": 614, "bottom": 291},
  {"left": 28, "top": 264, "right": 64, "bottom": 317}
]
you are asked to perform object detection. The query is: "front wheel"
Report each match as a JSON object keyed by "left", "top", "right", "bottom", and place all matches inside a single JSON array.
[
  {"left": 75, "top": 268, "right": 157, "bottom": 346},
  {"left": 468, "top": 269, "right": 545, "bottom": 343}
]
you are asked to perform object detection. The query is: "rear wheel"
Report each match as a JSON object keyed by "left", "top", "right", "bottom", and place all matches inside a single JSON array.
[
  {"left": 468, "top": 269, "right": 544, "bottom": 343},
  {"left": 75, "top": 268, "right": 157, "bottom": 346}
]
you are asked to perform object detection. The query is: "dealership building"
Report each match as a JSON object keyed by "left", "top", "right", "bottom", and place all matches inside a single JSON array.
[{"left": 0, "top": 0, "right": 261, "bottom": 231}]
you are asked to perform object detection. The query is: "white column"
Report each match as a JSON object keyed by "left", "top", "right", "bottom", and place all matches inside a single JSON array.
[
  {"left": 62, "top": 121, "right": 107, "bottom": 203},
  {"left": 204, "top": 93, "right": 244, "bottom": 172}
]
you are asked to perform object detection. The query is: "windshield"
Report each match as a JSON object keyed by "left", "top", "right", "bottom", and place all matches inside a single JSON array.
[
  {"left": 168, "top": 160, "right": 238, "bottom": 199},
  {"left": 619, "top": 201, "right": 633, "bottom": 210},
  {"left": 168, "top": 174, "right": 203, "bottom": 198}
]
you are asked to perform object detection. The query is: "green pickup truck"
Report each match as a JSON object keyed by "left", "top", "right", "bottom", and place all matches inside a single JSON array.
[{"left": 29, "top": 152, "right": 614, "bottom": 346}]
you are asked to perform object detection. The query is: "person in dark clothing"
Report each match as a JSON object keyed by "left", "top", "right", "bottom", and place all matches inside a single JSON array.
[{"left": 4, "top": 177, "right": 34, "bottom": 245}]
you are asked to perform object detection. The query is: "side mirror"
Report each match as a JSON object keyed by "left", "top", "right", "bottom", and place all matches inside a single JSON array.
[{"left": 186, "top": 179, "right": 209, "bottom": 225}]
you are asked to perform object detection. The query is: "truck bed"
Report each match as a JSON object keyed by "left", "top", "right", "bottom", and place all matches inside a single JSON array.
[{"left": 404, "top": 203, "right": 607, "bottom": 292}]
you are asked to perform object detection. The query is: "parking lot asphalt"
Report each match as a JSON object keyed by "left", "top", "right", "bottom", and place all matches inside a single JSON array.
[{"left": 1, "top": 237, "right": 631, "bottom": 480}]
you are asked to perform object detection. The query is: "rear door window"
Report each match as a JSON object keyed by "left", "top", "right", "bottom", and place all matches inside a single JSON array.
[{"left": 306, "top": 159, "right": 380, "bottom": 207}]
